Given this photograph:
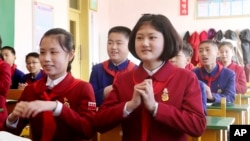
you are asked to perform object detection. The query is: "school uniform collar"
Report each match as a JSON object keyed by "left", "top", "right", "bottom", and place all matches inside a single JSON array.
[
  {"left": 143, "top": 61, "right": 165, "bottom": 76},
  {"left": 108, "top": 59, "right": 129, "bottom": 71},
  {"left": 134, "top": 61, "right": 177, "bottom": 82},
  {"left": 46, "top": 73, "right": 67, "bottom": 88}
]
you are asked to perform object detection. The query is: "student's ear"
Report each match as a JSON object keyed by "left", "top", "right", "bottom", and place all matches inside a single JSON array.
[
  {"left": 68, "top": 50, "right": 75, "bottom": 61},
  {"left": 186, "top": 57, "right": 191, "bottom": 64}
]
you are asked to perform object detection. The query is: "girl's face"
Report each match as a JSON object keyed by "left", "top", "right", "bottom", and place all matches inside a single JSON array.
[
  {"left": 39, "top": 35, "right": 74, "bottom": 80},
  {"left": 1, "top": 49, "right": 15, "bottom": 66},
  {"left": 107, "top": 32, "right": 129, "bottom": 64},
  {"left": 219, "top": 45, "right": 233, "bottom": 63},
  {"left": 26, "top": 56, "right": 41, "bottom": 75},
  {"left": 135, "top": 24, "right": 164, "bottom": 63}
]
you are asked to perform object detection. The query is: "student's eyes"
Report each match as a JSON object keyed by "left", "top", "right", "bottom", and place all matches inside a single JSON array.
[
  {"left": 149, "top": 36, "right": 157, "bottom": 40},
  {"left": 108, "top": 42, "right": 113, "bottom": 45},
  {"left": 136, "top": 36, "right": 143, "bottom": 40},
  {"left": 51, "top": 51, "right": 58, "bottom": 54}
]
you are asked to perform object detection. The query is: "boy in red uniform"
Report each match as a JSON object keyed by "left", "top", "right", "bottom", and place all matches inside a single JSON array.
[
  {"left": 95, "top": 14, "right": 206, "bottom": 141},
  {"left": 5, "top": 28, "right": 96, "bottom": 141}
]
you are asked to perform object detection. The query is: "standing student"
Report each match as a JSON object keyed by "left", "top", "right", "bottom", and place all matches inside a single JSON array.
[
  {"left": 218, "top": 41, "right": 247, "bottom": 94},
  {"left": 5, "top": 28, "right": 96, "bottom": 141},
  {"left": 169, "top": 41, "right": 207, "bottom": 115},
  {"left": 0, "top": 54, "right": 11, "bottom": 130},
  {"left": 18, "top": 52, "right": 46, "bottom": 89},
  {"left": 1, "top": 46, "right": 25, "bottom": 89},
  {"left": 95, "top": 14, "right": 206, "bottom": 141},
  {"left": 89, "top": 26, "right": 137, "bottom": 107},
  {"left": 193, "top": 40, "right": 236, "bottom": 103}
]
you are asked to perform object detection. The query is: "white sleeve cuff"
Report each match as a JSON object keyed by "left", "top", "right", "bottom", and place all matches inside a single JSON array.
[
  {"left": 123, "top": 102, "right": 131, "bottom": 117},
  {"left": 6, "top": 114, "right": 19, "bottom": 128},
  {"left": 53, "top": 101, "right": 63, "bottom": 116},
  {"left": 152, "top": 102, "right": 159, "bottom": 117}
]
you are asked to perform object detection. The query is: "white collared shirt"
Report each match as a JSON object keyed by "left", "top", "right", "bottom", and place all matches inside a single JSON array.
[{"left": 46, "top": 73, "right": 67, "bottom": 88}]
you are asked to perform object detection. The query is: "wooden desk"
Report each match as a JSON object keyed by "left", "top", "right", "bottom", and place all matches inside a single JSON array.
[
  {"left": 207, "top": 104, "right": 250, "bottom": 125},
  {"left": 241, "top": 94, "right": 250, "bottom": 105},
  {"left": 6, "top": 89, "right": 23, "bottom": 114},
  {"left": 201, "top": 116, "right": 235, "bottom": 141}
]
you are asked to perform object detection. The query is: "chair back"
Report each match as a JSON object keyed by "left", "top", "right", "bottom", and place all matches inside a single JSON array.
[
  {"left": 235, "top": 94, "right": 241, "bottom": 105},
  {"left": 207, "top": 97, "right": 226, "bottom": 117}
]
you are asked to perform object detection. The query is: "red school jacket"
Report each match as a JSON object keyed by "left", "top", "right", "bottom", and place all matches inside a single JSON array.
[
  {"left": 228, "top": 62, "right": 247, "bottom": 94},
  {"left": 0, "top": 59, "right": 11, "bottom": 130},
  {"left": 96, "top": 62, "right": 206, "bottom": 141},
  {"left": 5, "top": 73, "right": 96, "bottom": 141}
]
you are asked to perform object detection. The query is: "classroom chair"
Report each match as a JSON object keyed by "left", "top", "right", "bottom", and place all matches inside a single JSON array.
[{"left": 207, "top": 97, "right": 226, "bottom": 117}]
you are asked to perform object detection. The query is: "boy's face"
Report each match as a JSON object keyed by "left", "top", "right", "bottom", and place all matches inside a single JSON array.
[
  {"left": 198, "top": 43, "right": 218, "bottom": 66},
  {"left": 219, "top": 45, "right": 233, "bottom": 63},
  {"left": 1, "top": 49, "right": 16, "bottom": 66},
  {"left": 26, "top": 56, "right": 41, "bottom": 74},
  {"left": 169, "top": 50, "right": 189, "bottom": 68},
  {"left": 107, "top": 32, "right": 129, "bottom": 64}
]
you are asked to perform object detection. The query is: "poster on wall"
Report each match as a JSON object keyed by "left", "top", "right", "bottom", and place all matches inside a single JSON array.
[
  {"left": 180, "top": 0, "right": 188, "bottom": 15},
  {"left": 33, "top": 1, "right": 53, "bottom": 52},
  {"left": 196, "top": 0, "right": 250, "bottom": 18}
]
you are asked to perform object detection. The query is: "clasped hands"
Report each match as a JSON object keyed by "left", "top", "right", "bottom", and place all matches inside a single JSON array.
[{"left": 126, "top": 79, "right": 156, "bottom": 114}]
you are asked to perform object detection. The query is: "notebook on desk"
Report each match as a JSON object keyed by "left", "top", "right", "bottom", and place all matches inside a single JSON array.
[{"left": 0, "top": 131, "right": 31, "bottom": 141}]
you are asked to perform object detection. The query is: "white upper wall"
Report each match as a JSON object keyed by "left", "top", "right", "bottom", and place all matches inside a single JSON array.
[
  {"left": 14, "top": 0, "right": 250, "bottom": 72},
  {"left": 95, "top": 0, "right": 250, "bottom": 63},
  {"left": 14, "top": 0, "right": 68, "bottom": 73}
]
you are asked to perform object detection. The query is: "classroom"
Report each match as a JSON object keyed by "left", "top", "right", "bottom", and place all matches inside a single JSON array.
[{"left": 1, "top": 0, "right": 250, "bottom": 141}]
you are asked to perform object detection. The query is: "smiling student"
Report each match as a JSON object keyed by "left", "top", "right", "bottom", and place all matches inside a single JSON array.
[
  {"left": 95, "top": 14, "right": 206, "bottom": 141},
  {"left": 5, "top": 28, "right": 96, "bottom": 141}
]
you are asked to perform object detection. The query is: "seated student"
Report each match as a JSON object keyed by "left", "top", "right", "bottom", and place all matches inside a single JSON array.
[
  {"left": 18, "top": 52, "right": 46, "bottom": 89},
  {"left": 1, "top": 46, "right": 25, "bottom": 89},
  {"left": 218, "top": 41, "right": 247, "bottom": 94},
  {"left": 4, "top": 28, "right": 96, "bottom": 141},
  {"left": 169, "top": 41, "right": 207, "bottom": 115},
  {"left": 95, "top": 14, "right": 206, "bottom": 141},
  {"left": 193, "top": 40, "right": 236, "bottom": 103},
  {"left": 0, "top": 54, "right": 11, "bottom": 130},
  {"left": 89, "top": 26, "right": 137, "bottom": 107}
]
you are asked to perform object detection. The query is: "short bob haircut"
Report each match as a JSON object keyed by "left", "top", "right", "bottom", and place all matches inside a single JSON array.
[{"left": 128, "top": 14, "right": 182, "bottom": 61}]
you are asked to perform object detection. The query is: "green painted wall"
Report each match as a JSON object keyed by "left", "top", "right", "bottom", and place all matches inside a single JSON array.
[{"left": 0, "top": 0, "right": 15, "bottom": 47}]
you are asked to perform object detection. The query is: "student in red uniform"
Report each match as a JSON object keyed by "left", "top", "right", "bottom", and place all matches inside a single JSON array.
[
  {"left": 218, "top": 41, "right": 247, "bottom": 94},
  {"left": 95, "top": 14, "right": 206, "bottom": 141},
  {"left": 4, "top": 28, "right": 96, "bottom": 141},
  {"left": 0, "top": 54, "right": 11, "bottom": 130}
]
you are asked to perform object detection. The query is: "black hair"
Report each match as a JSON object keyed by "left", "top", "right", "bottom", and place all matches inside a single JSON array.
[
  {"left": 218, "top": 41, "right": 234, "bottom": 50},
  {"left": 108, "top": 26, "right": 131, "bottom": 39},
  {"left": 199, "top": 40, "right": 218, "bottom": 50},
  {"left": 128, "top": 14, "right": 182, "bottom": 61},
  {"left": 182, "top": 41, "right": 193, "bottom": 58},
  {"left": 1, "top": 46, "right": 16, "bottom": 55},
  {"left": 0, "top": 36, "right": 2, "bottom": 49},
  {"left": 39, "top": 28, "right": 74, "bottom": 72},
  {"left": 25, "top": 52, "right": 40, "bottom": 62}
]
